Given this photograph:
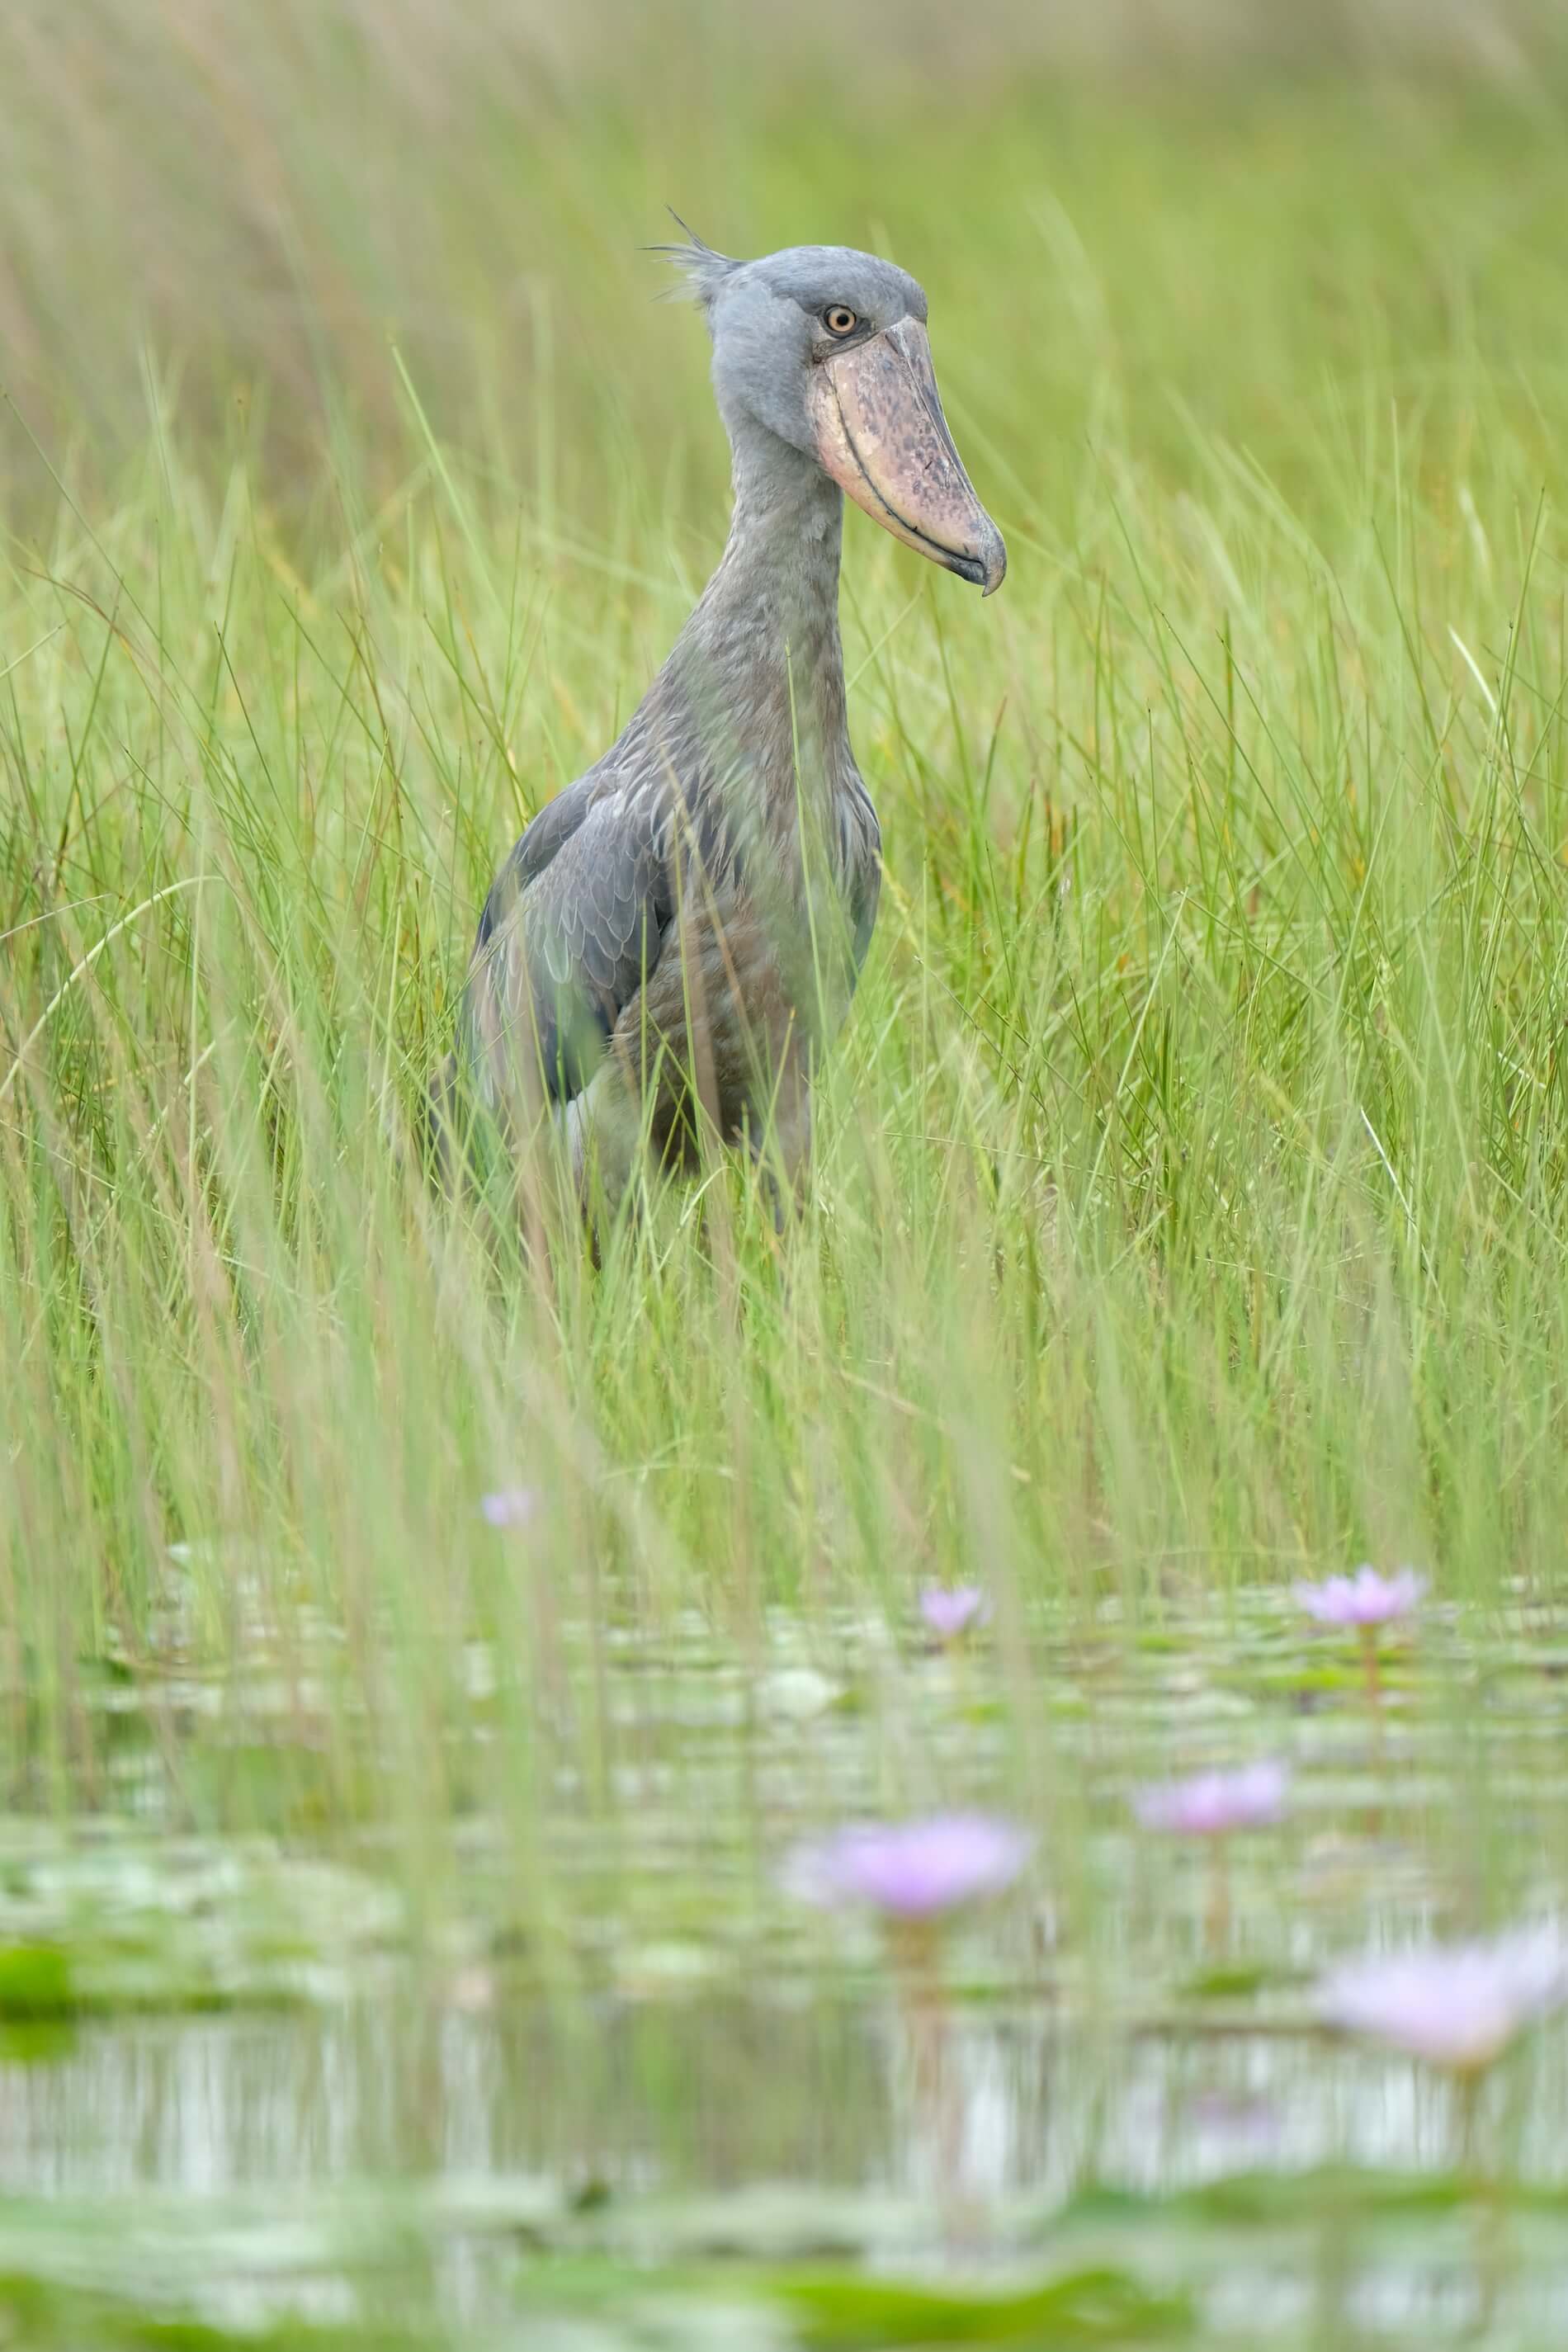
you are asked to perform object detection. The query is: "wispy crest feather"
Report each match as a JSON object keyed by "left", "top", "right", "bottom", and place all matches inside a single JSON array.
[{"left": 649, "top": 213, "right": 741, "bottom": 311}]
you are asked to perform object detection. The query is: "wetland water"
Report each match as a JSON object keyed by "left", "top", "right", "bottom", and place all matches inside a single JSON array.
[{"left": 2, "top": 1584, "right": 1566, "bottom": 2347}]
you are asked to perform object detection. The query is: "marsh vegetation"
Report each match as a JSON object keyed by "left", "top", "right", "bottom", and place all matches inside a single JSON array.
[{"left": 3, "top": 4, "right": 1568, "bottom": 2340}]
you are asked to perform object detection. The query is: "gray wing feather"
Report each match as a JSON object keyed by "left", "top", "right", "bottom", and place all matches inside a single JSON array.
[
  {"left": 842, "top": 786, "right": 882, "bottom": 980},
  {"left": 465, "top": 779, "right": 671, "bottom": 1106}
]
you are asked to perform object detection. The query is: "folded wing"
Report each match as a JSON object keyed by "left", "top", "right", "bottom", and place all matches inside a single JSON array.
[{"left": 463, "top": 778, "right": 672, "bottom": 1109}]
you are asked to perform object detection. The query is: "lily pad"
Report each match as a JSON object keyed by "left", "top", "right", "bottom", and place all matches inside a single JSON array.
[{"left": 774, "top": 2265, "right": 1193, "bottom": 2346}]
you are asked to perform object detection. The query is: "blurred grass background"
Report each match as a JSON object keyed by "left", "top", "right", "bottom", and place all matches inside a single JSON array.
[
  {"left": 5, "top": 0, "right": 1568, "bottom": 511},
  {"left": 2, "top": 0, "right": 1568, "bottom": 1846}
]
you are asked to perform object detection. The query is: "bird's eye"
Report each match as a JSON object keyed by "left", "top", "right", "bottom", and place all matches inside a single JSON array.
[{"left": 823, "top": 305, "right": 858, "bottom": 338}]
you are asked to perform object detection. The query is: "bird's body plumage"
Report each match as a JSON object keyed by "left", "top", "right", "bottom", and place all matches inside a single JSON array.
[{"left": 447, "top": 237, "right": 999, "bottom": 1219}]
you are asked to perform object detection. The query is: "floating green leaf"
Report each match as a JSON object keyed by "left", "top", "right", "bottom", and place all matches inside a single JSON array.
[{"left": 774, "top": 2265, "right": 1193, "bottom": 2347}]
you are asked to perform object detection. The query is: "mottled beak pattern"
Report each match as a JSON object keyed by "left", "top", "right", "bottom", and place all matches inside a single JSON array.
[{"left": 809, "top": 319, "right": 1006, "bottom": 595}]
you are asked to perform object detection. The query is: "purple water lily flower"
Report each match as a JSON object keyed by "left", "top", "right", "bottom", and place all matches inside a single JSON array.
[
  {"left": 919, "top": 1587, "right": 992, "bottom": 1641},
  {"left": 1295, "top": 1566, "right": 1427, "bottom": 1627},
  {"left": 1132, "top": 1759, "right": 1289, "bottom": 1837},
  {"left": 783, "top": 1813, "right": 1031, "bottom": 1919},
  {"left": 1319, "top": 1926, "right": 1568, "bottom": 2073},
  {"left": 479, "top": 1486, "right": 539, "bottom": 1531}
]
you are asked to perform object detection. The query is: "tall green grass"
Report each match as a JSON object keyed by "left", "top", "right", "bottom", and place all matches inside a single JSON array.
[{"left": 3, "top": 35, "right": 1568, "bottom": 1861}]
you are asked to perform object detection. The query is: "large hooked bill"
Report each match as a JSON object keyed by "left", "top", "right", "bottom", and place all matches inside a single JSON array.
[{"left": 808, "top": 318, "right": 1006, "bottom": 596}]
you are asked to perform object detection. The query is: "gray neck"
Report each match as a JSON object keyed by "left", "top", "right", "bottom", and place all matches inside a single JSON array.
[
  {"left": 670, "top": 417, "right": 848, "bottom": 780},
  {"left": 717, "top": 420, "right": 844, "bottom": 613}
]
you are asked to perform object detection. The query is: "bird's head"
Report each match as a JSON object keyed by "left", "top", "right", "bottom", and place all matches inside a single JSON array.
[{"left": 662, "top": 229, "right": 1006, "bottom": 597}]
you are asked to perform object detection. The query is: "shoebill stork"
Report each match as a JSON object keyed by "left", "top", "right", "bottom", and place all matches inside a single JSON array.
[{"left": 444, "top": 231, "right": 1005, "bottom": 1219}]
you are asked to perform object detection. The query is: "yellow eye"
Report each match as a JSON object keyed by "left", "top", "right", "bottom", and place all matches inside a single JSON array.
[{"left": 824, "top": 305, "right": 858, "bottom": 338}]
